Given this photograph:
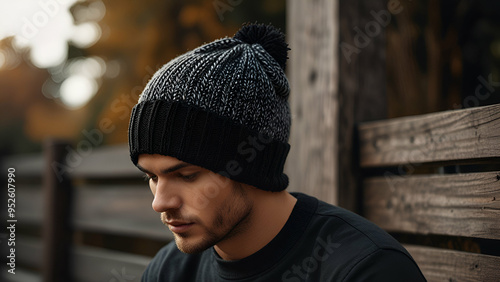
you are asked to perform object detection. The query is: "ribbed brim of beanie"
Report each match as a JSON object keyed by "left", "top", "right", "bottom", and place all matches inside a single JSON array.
[{"left": 129, "top": 100, "right": 290, "bottom": 191}]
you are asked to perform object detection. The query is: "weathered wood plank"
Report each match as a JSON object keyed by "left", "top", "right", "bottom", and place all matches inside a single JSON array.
[
  {"left": 72, "top": 244, "right": 150, "bottom": 282},
  {"left": 359, "top": 104, "right": 500, "bottom": 167},
  {"left": 18, "top": 185, "right": 173, "bottom": 241},
  {"left": 16, "top": 236, "right": 42, "bottom": 271},
  {"left": 71, "top": 144, "right": 142, "bottom": 179},
  {"left": 286, "top": 0, "right": 339, "bottom": 205},
  {"left": 73, "top": 185, "right": 173, "bottom": 241},
  {"left": 3, "top": 269, "right": 41, "bottom": 282},
  {"left": 1, "top": 153, "right": 43, "bottom": 178},
  {"left": 404, "top": 244, "right": 500, "bottom": 282},
  {"left": 363, "top": 171, "right": 500, "bottom": 240},
  {"left": 2, "top": 144, "right": 141, "bottom": 180},
  {"left": 17, "top": 236, "right": 151, "bottom": 282},
  {"left": 17, "top": 185, "right": 44, "bottom": 226}
]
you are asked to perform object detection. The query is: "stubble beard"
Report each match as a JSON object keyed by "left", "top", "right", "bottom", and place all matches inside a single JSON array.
[{"left": 165, "top": 182, "right": 254, "bottom": 254}]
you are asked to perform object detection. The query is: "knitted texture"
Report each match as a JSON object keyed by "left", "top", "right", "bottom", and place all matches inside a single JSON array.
[
  {"left": 139, "top": 38, "right": 291, "bottom": 142},
  {"left": 129, "top": 24, "right": 291, "bottom": 191}
]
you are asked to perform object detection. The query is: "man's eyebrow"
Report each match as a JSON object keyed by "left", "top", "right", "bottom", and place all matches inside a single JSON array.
[
  {"left": 161, "top": 163, "right": 193, "bottom": 174},
  {"left": 136, "top": 164, "right": 150, "bottom": 174},
  {"left": 136, "top": 162, "right": 193, "bottom": 175}
]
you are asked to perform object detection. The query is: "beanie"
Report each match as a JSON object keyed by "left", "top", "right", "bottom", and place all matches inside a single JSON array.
[{"left": 128, "top": 23, "right": 291, "bottom": 191}]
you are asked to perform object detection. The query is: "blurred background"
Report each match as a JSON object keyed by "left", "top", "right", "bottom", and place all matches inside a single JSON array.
[
  {"left": 1, "top": 0, "right": 499, "bottom": 281},
  {"left": 0, "top": 0, "right": 286, "bottom": 155}
]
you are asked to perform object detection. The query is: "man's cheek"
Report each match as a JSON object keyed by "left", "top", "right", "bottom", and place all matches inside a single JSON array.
[
  {"left": 194, "top": 193, "right": 210, "bottom": 210},
  {"left": 192, "top": 183, "right": 221, "bottom": 210},
  {"left": 203, "top": 183, "right": 221, "bottom": 199}
]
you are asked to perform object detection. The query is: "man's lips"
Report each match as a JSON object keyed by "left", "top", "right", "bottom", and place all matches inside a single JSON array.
[{"left": 165, "top": 220, "right": 194, "bottom": 233}]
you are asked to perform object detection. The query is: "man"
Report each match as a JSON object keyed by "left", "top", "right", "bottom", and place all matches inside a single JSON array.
[{"left": 128, "top": 23, "right": 426, "bottom": 281}]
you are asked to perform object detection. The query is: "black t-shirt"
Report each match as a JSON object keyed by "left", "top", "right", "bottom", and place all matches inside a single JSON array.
[{"left": 142, "top": 193, "right": 426, "bottom": 281}]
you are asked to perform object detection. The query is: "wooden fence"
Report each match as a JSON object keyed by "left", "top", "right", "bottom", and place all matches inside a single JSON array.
[
  {"left": 358, "top": 103, "right": 500, "bottom": 281},
  {"left": 3, "top": 104, "right": 500, "bottom": 281},
  {"left": 2, "top": 143, "right": 172, "bottom": 282}
]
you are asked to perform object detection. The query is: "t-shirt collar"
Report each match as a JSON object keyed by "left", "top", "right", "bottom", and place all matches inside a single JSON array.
[{"left": 211, "top": 193, "right": 318, "bottom": 280}]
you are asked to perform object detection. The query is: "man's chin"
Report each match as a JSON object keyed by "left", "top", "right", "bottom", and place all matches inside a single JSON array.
[{"left": 174, "top": 235, "right": 216, "bottom": 254}]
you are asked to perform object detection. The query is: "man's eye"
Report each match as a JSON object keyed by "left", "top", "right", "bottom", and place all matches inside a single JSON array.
[
  {"left": 178, "top": 172, "right": 199, "bottom": 182},
  {"left": 143, "top": 174, "right": 157, "bottom": 181}
]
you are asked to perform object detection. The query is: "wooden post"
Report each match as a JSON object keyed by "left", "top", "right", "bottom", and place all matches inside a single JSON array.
[
  {"left": 43, "top": 139, "right": 72, "bottom": 282},
  {"left": 338, "top": 0, "right": 388, "bottom": 213},
  {"left": 286, "top": 0, "right": 339, "bottom": 205},
  {"left": 287, "top": 0, "right": 387, "bottom": 211}
]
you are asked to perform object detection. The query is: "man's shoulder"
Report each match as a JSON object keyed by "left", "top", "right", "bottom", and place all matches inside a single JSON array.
[
  {"left": 142, "top": 241, "right": 181, "bottom": 281},
  {"left": 149, "top": 240, "right": 184, "bottom": 264},
  {"left": 297, "top": 192, "right": 407, "bottom": 252},
  {"left": 142, "top": 241, "right": 208, "bottom": 282},
  {"left": 292, "top": 193, "right": 425, "bottom": 281}
]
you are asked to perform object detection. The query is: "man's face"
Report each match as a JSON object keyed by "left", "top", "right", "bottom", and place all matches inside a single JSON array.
[{"left": 137, "top": 154, "right": 253, "bottom": 254}]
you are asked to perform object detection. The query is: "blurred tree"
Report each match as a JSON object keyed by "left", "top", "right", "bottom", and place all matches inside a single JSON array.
[{"left": 386, "top": 0, "right": 500, "bottom": 118}]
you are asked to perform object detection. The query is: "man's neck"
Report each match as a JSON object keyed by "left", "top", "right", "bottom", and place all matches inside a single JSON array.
[{"left": 214, "top": 190, "right": 297, "bottom": 260}]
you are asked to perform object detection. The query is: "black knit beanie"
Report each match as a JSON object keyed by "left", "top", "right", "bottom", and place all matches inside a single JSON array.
[{"left": 128, "top": 23, "right": 291, "bottom": 191}]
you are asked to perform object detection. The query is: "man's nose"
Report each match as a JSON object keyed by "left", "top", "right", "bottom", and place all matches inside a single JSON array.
[{"left": 151, "top": 179, "right": 182, "bottom": 212}]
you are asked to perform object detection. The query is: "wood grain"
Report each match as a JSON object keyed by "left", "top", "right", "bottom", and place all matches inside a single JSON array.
[
  {"left": 359, "top": 104, "right": 500, "bottom": 167},
  {"left": 405, "top": 244, "right": 500, "bottom": 282},
  {"left": 286, "top": 0, "right": 339, "bottom": 205},
  {"left": 18, "top": 185, "right": 173, "bottom": 241},
  {"left": 363, "top": 171, "right": 500, "bottom": 240}
]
